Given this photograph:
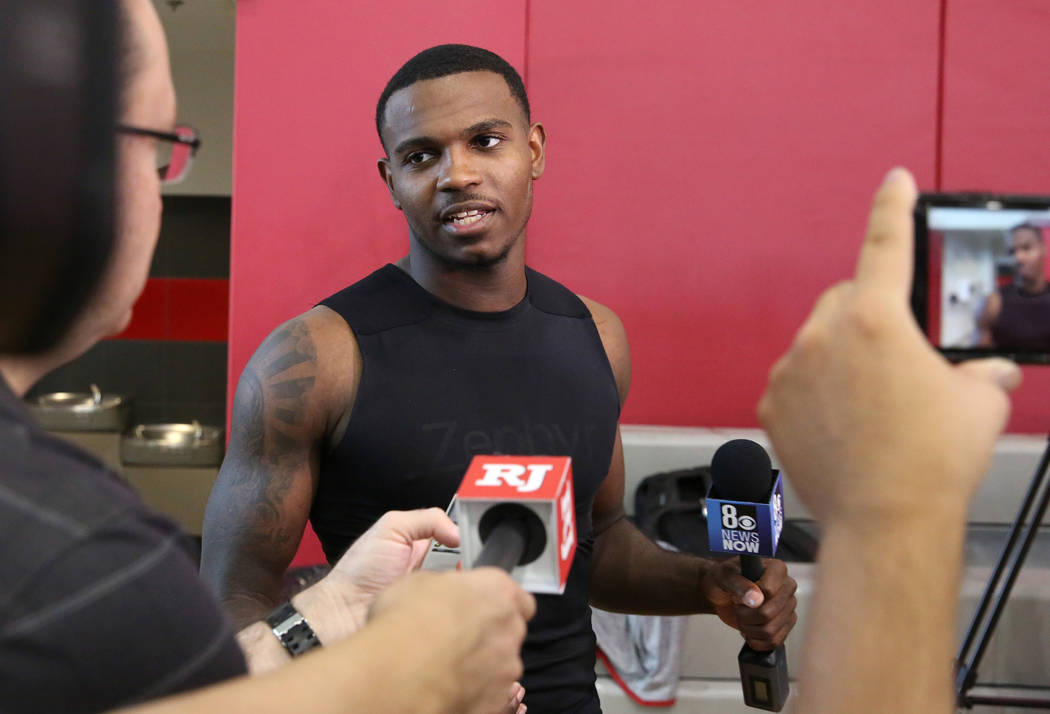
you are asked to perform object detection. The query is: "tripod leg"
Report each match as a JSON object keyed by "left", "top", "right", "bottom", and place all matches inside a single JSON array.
[{"left": 956, "top": 434, "right": 1050, "bottom": 707}]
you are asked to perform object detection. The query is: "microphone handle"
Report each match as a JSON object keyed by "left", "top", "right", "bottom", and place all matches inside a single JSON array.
[
  {"left": 474, "top": 518, "right": 528, "bottom": 572},
  {"left": 737, "top": 554, "right": 789, "bottom": 711},
  {"left": 741, "top": 554, "right": 764, "bottom": 582}
]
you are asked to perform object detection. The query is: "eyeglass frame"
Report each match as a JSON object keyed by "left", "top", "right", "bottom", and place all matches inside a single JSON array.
[{"left": 115, "top": 123, "right": 202, "bottom": 184}]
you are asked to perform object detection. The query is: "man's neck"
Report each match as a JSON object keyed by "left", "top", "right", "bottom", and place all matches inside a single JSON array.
[
  {"left": 398, "top": 244, "right": 528, "bottom": 312},
  {"left": 1021, "top": 275, "right": 1048, "bottom": 294}
]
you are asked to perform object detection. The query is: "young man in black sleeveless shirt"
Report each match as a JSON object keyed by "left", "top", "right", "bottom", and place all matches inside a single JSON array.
[
  {"left": 978, "top": 223, "right": 1050, "bottom": 351},
  {"left": 203, "top": 45, "right": 798, "bottom": 712}
]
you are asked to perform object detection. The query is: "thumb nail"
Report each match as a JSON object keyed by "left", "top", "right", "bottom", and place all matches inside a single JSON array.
[
  {"left": 990, "top": 360, "right": 1022, "bottom": 391},
  {"left": 961, "top": 358, "right": 1022, "bottom": 391},
  {"left": 744, "top": 591, "right": 761, "bottom": 607}
]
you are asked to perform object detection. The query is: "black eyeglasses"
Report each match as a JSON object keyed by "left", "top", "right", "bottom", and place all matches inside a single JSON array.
[{"left": 115, "top": 124, "right": 202, "bottom": 185}]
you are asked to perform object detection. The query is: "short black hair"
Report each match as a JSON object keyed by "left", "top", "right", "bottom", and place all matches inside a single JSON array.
[
  {"left": 1011, "top": 223, "right": 1044, "bottom": 243},
  {"left": 376, "top": 44, "right": 530, "bottom": 149}
]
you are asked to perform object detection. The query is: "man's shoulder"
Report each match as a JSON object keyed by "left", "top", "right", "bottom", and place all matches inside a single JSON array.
[
  {"left": 0, "top": 431, "right": 246, "bottom": 709},
  {"left": 525, "top": 266, "right": 592, "bottom": 319},
  {"left": 0, "top": 419, "right": 195, "bottom": 619},
  {"left": 574, "top": 294, "right": 631, "bottom": 405},
  {"left": 316, "top": 263, "right": 432, "bottom": 336}
]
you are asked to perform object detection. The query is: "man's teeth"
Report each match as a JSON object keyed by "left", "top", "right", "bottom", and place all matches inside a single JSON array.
[{"left": 448, "top": 209, "right": 488, "bottom": 226}]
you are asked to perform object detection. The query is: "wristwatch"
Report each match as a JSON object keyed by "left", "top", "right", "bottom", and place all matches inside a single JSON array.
[{"left": 264, "top": 602, "right": 322, "bottom": 657}]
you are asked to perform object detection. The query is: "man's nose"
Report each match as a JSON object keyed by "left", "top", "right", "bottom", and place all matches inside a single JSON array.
[{"left": 436, "top": 147, "right": 481, "bottom": 191}]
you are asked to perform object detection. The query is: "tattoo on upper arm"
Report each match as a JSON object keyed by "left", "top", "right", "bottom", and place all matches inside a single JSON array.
[{"left": 224, "top": 321, "right": 321, "bottom": 548}]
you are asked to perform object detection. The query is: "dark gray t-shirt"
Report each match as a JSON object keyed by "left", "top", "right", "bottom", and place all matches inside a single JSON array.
[{"left": 0, "top": 377, "right": 246, "bottom": 713}]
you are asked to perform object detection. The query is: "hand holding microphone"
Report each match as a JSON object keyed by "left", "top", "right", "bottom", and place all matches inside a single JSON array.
[
  {"left": 700, "top": 556, "right": 796, "bottom": 652},
  {"left": 706, "top": 439, "right": 798, "bottom": 711},
  {"left": 305, "top": 508, "right": 461, "bottom": 637}
]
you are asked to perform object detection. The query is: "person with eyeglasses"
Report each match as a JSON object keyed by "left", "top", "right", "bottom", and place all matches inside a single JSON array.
[
  {"left": 0, "top": 2, "right": 532, "bottom": 713},
  {"left": 115, "top": 123, "right": 201, "bottom": 186}
]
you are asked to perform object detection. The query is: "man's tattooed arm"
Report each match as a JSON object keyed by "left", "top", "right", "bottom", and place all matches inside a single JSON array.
[{"left": 201, "top": 312, "right": 350, "bottom": 630}]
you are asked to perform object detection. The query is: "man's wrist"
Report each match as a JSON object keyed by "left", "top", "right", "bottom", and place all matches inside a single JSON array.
[
  {"left": 291, "top": 574, "right": 368, "bottom": 644},
  {"left": 694, "top": 556, "right": 723, "bottom": 614},
  {"left": 820, "top": 497, "right": 970, "bottom": 542},
  {"left": 236, "top": 620, "right": 292, "bottom": 674}
]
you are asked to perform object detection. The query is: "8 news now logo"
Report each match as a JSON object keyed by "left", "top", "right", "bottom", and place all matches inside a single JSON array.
[{"left": 720, "top": 503, "right": 761, "bottom": 553}]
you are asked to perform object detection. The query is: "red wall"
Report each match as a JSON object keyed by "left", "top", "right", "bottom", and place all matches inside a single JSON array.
[
  {"left": 525, "top": 0, "right": 939, "bottom": 426},
  {"left": 230, "top": 2, "right": 526, "bottom": 416},
  {"left": 940, "top": 0, "right": 1050, "bottom": 433},
  {"left": 232, "top": 0, "right": 945, "bottom": 427},
  {"left": 232, "top": 2, "right": 1050, "bottom": 562},
  {"left": 232, "top": 2, "right": 527, "bottom": 566}
]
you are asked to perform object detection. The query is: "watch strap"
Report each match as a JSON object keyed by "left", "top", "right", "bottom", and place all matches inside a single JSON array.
[{"left": 264, "top": 602, "right": 322, "bottom": 657}]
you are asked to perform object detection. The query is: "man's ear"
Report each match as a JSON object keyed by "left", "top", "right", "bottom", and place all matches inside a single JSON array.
[
  {"left": 528, "top": 122, "right": 547, "bottom": 180},
  {"left": 377, "top": 158, "right": 401, "bottom": 210}
]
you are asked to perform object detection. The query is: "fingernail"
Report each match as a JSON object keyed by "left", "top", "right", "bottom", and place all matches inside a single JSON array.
[
  {"left": 991, "top": 360, "right": 1022, "bottom": 390},
  {"left": 744, "top": 592, "right": 761, "bottom": 607},
  {"left": 882, "top": 166, "right": 907, "bottom": 186}
]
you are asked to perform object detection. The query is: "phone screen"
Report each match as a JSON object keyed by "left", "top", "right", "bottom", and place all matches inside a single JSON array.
[{"left": 913, "top": 193, "right": 1050, "bottom": 364}]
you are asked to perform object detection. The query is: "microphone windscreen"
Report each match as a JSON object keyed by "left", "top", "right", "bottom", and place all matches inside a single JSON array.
[
  {"left": 479, "top": 502, "right": 548, "bottom": 566},
  {"left": 710, "top": 439, "right": 773, "bottom": 502}
]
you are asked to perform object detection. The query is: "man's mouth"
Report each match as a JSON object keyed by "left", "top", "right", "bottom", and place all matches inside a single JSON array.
[{"left": 444, "top": 208, "right": 493, "bottom": 227}]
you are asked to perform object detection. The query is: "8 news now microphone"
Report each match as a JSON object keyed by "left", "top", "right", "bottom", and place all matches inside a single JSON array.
[
  {"left": 455, "top": 455, "right": 576, "bottom": 594},
  {"left": 707, "top": 439, "right": 789, "bottom": 712}
]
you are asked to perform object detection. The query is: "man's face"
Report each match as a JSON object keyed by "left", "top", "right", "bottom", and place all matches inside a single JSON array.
[
  {"left": 378, "top": 71, "right": 545, "bottom": 269},
  {"left": 75, "top": 0, "right": 174, "bottom": 346},
  {"left": 1010, "top": 227, "right": 1046, "bottom": 284}
]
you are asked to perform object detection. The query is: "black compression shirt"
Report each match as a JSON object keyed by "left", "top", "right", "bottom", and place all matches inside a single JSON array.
[
  {"left": 991, "top": 284, "right": 1050, "bottom": 351},
  {"left": 314, "top": 264, "right": 621, "bottom": 712}
]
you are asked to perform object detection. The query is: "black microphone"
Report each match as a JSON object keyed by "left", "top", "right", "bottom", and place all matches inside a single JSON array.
[
  {"left": 710, "top": 439, "right": 790, "bottom": 712},
  {"left": 473, "top": 503, "right": 547, "bottom": 571}
]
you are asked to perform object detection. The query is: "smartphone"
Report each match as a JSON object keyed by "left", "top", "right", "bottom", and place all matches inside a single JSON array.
[{"left": 912, "top": 192, "right": 1050, "bottom": 365}]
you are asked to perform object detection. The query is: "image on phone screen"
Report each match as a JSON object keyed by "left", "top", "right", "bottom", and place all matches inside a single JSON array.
[{"left": 913, "top": 193, "right": 1050, "bottom": 364}]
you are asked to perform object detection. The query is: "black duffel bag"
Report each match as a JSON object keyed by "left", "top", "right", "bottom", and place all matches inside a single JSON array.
[{"left": 633, "top": 466, "right": 819, "bottom": 562}]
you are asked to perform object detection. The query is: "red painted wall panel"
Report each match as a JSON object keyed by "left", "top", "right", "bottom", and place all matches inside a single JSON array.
[
  {"left": 232, "top": 1, "right": 527, "bottom": 566},
  {"left": 230, "top": 1, "right": 527, "bottom": 412},
  {"left": 942, "top": 0, "right": 1050, "bottom": 433},
  {"left": 236, "top": 1, "right": 1050, "bottom": 563},
  {"left": 525, "top": 0, "right": 940, "bottom": 427}
]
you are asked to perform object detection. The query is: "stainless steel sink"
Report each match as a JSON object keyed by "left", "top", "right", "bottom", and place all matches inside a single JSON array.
[
  {"left": 121, "top": 420, "right": 224, "bottom": 466},
  {"left": 28, "top": 384, "right": 131, "bottom": 431}
]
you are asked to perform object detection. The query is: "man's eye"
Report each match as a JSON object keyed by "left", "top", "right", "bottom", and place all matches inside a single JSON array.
[
  {"left": 475, "top": 135, "right": 502, "bottom": 149},
  {"left": 405, "top": 151, "right": 435, "bottom": 165}
]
